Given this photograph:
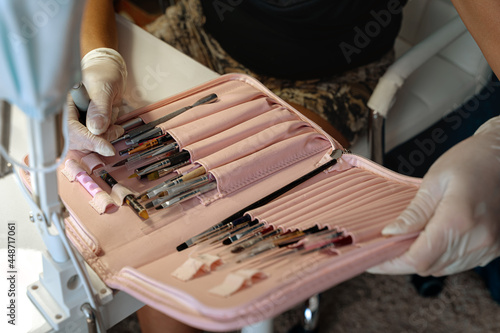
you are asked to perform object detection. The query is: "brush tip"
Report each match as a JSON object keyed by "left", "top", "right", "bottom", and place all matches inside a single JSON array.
[
  {"left": 139, "top": 210, "right": 149, "bottom": 219},
  {"left": 231, "top": 246, "right": 244, "bottom": 254},
  {"left": 147, "top": 172, "right": 159, "bottom": 181},
  {"left": 222, "top": 238, "right": 232, "bottom": 245},
  {"left": 176, "top": 243, "right": 188, "bottom": 252},
  {"left": 145, "top": 202, "right": 154, "bottom": 209},
  {"left": 128, "top": 173, "right": 138, "bottom": 179},
  {"left": 112, "top": 160, "right": 126, "bottom": 167}
]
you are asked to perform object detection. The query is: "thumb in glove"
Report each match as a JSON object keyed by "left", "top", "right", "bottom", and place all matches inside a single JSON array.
[
  {"left": 80, "top": 48, "right": 127, "bottom": 135},
  {"left": 67, "top": 95, "right": 124, "bottom": 156}
]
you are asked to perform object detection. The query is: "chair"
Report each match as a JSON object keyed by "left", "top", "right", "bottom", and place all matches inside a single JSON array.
[{"left": 350, "top": 0, "right": 491, "bottom": 162}]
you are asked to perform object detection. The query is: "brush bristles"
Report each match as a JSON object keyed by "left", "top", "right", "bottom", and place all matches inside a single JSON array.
[{"left": 147, "top": 171, "right": 159, "bottom": 181}]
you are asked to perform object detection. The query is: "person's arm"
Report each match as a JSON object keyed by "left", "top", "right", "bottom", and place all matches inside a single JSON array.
[
  {"left": 67, "top": 1, "right": 127, "bottom": 156},
  {"left": 81, "top": 0, "right": 118, "bottom": 55},
  {"left": 451, "top": 0, "right": 500, "bottom": 77}
]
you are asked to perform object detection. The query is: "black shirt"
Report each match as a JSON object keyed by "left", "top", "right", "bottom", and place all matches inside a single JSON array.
[{"left": 202, "top": 0, "right": 406, "bottom": 79}]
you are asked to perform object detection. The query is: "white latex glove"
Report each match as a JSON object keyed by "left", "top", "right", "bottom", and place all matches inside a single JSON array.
[
  {"left": 67, "top": 48, "right": 127, "bottom": 155},
  {"left": 368, "top": 115, "right": 500, "bottom": 277},
  {"left": 67, "top": 94, "right": 123, "bottom": 156}
]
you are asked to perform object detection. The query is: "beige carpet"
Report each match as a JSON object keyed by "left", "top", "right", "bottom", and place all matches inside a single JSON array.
[{"left": 109, "top": 270, "right": 500, "bottom": 333}]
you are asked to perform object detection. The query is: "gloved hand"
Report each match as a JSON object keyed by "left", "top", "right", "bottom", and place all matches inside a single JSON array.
[
  {"left": 67, "top": 94, "right": 123, "bottom": 156},
  {"left": 368, "top": 115, "right": 500, "bottom": 277},
  {"left": 67, "top": 48, "right": 127, "bottom": 156}
]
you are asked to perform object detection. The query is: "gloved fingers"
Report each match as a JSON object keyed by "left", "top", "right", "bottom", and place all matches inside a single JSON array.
[
  {"left": 67, "top": 97, "right": 82, "bottom": 122},
  {"left": 86, "top": 135, "right": 116, "bottom": 157},
  {"left": 366, "top": 226, "right": 449, "bottom": 276},
  {"left": 78, "top": 123, "right": 122, "bottom": 156},
  {"left": 367, "top": 186, "right": 457, "bottom": 275},
  {"left": 423, "top": 213, "right": 500, "bottom": 276},
  {"left": 435, "top": 247, "right": 496, "bottom": 277},
  {"left": 81, "top": 48, "right": 127, "bottom": 136},
  {"left": 369, "top": 171, "right": 448, "bottom": 275},
  {"left": 369, "top": 232, "right": 500, "bottom": 276},
  {"left": 370, "top": 118, "right": 500, "bottom": 277},
  {"left": 68, "top": 118, "right": 116, "bottom": 156},
  {"left": 100, "top": 124, "right": 124, "bottom": 143},
  {"left": 67, "top": 105, "right": 115, "bottom": 157},
  {"left": 381, "top": 170, "right": 448, "bottom": 237},
  {"left": 85, "top": 84, "right": 115, "bottom": 135},
  {"left": 381, "top": 187, "right": 440, "bottom": 236},
  {"left": 110, "top": 105, "right": 122, "bottom": 124},
  {"left": 366, "top": 252, "right": 418, "bottom": 275},
  {"left": 369, "top": 191, "right": 492, "bottom": 276}
]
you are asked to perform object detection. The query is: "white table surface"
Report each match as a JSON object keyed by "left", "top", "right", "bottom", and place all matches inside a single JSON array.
[{"left": 0, "top": 14, "right": 218, "bottom": 333}]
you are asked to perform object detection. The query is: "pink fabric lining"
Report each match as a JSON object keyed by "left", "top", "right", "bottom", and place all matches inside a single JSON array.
[
  {"left": 210, "top": 132, "right": 331, "bottom": 196},
  {"left": 198, "top": 120, "right": 314, "bottom": 171},
  {"left": 185, "top": 107, "right": 298, "bottom": 161},
  {"left": 168, "top": 97, "right": 278, "bottom": 149},
  {"left": 61, "top": 159, "right": 116, "bottom": 214},
  {"left": 80, "top": 153, "right": 105, "bottom": 174}
]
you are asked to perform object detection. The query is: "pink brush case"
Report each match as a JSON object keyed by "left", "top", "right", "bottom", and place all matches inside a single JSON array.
[{"left": 23, "top": 74, "right": 421, "bottom": 331}]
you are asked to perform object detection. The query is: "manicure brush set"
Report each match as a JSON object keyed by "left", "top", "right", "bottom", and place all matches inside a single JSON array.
[{"left": 27, "top": 74, "right": 422, "bottom": 331}]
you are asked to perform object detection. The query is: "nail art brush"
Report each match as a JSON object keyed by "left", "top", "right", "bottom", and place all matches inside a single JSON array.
[
  {"left": 221, "top": 222, "right": 266, "bottom": 245},
  {"left": 229, "top": 229, "right": 281, "bottom": 254},
  {"left": 145, "top": 174, "right": 213, "bottom": 209},
  {"left": 128, "top": 150, "right": 190, "bottom": 178},
  {"left": 234, "top": 230, "right": 307, "bottom": 263},
  {"left": 120, "top": 117, "right": 144, "bottom": 131},
  {"left": 112, "top": 93, "right": 218, "bottom": 144},
  {"left": 98, "top": 169, "right": 148, "bottom": 219},
  {"left": 125, "top": 127, "right": 163, "bottom": 145},
  {"left": 155, "top": 181, "right": 217, "bottom": 210},
  {"left": 176, "top": 215, "right": 252, "bottom": 251},
  {"left": 264, "top": 229, "right": 344, "bottom": 261},
  {"left": 119, "top": 145, "right": 139, "bottom": 156},
  {"left": 127, "top": 134, "right": 173, "bottom": 155},
  {"left": 113, "top": 141, "right": 177, "bottom": 167},
  {"left": 176, "top": 149, "right": 343, "bottom": 251},
  {"left": 249, "top": 233, "right": 349, "bottom": 273},
  {"left": 146, "top": 160, "right": 191, "bottom": 181},
  {"left": 125, "top": 144, "right": 180, "bottom": 172},
  {"left": 136, "top": 159, "right": 190, "bottom": 181},
  {"left": 209, "top": 220, "right": 261, "bottom": 245},
  {"left": 114, "top": 142, "right": 179, "bottom": 168},
  {"left": 128, "top": 144, "right": 174, "bottom": 163},
  {"left": 143, "top": 166, "right": 206, "bottom": 200},
  {"left": 229, "top": 225, "right": 323, "bottom": 264},
  {"left": 123, "top": 143, "right": 172, "bottom": 164},
  {"left": 137, "top": 174, "right": 183, "bottom": 200}
]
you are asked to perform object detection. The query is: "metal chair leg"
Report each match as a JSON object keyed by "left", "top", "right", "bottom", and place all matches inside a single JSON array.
[
  {"left": 302, "top": 294, "right": 320, "bottom": 332},
  {"left": 368, "top": 109, "right": 385, "bottom": 165}
]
